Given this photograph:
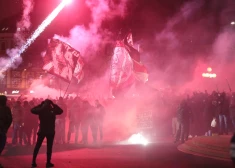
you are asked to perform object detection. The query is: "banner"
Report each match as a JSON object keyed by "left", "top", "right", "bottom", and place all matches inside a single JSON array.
[
  {"left": 133, "top": 60, "right": 148, "bottom": 83},
  {"left": 43, "top": 39, "right": 83, "bottom": 82},
  {"left": 110, "top": 41, "right": 134, "bottom": 88},
  {"left": 136, "top": 110, "right": 153, "bottom": 129},
  {"left": 73, "top": 55, "right": 84, "bottom": 83},
  {"left": 124, "top": 32, "right": 148, "bottom": 83},
  {"left": 110, "top": 32, "right": 148, "bottom": 89}
]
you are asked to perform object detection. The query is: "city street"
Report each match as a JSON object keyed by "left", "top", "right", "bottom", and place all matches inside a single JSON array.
[{"left": 0, "top": 137, "right": 233, "bottom": 168}]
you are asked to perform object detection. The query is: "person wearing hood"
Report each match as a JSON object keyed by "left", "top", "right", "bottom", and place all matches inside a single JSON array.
[
  {"left": 0, "top": 95, "right": 12, "bottom": 168},
  {"left": 31, "top": 99, "right": 63, "bottom": 168}
]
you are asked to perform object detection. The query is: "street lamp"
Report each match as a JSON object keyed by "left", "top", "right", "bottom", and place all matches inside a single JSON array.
[
  {"left": 231, "top": 21, "right": 235, "bottom": 25},
  {"left": 207, "top": 67, "right": 212, "bottom": 72},
  {"left": 202, "top": 67, "right": 216, "bottom": 78}
]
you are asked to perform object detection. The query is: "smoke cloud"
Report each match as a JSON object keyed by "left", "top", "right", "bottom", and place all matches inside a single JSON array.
[
  {"left": 140, "top": 0, "right": 235, "bottom": 94},
  {"left": 26, "top": 0, "right": 235, "bottom": 141},
  {"left": 14, "top": 0, "right": 34, "bottom": 45},
  {"left": 43, "top": 0, "right": 138, "bottom": 141},
  {"left": 28, "top": 79, "right": 61, "bottom": 99},
  {"left": 0, "top": 0, "right": 34, "bottom": 76},
  {"left": 53, "top": 0, "right": 129, "bottom": 96}
]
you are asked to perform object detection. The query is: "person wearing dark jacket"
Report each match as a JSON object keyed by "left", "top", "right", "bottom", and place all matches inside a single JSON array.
[
  {"left": 31, "top": 99, "right": 63, "bottom": 168},
  {"left": 174, "top": 99, "right": 192, "bottom": 143},
  {"left": 55, "top": 97, "right": 67, "bottom": 144},
  {"left": 11, "top": 101, "right": 24, "bottom": 145},
  {"left": 0, "top": 95, "right": 12, "bottom": 168},
  {"left": 230, "top": 93, "right": 235, "bottom": 131},
  {"left": 203, "top": 96, "right": 214, "bottom": 136},
  {"left": 218, "top": 92, "right": 229, "bottom": 135},
  {"left": 23, "top": 101, "right": 38, "bottom": 145},
  {"left": 80, "top": 100, "right": 92, "bottom": 145},
  {"left": 230, "top": 133, "right": 235, "bottom": 166},
  {"left": 91, "top": 100, "right": 105, "bottom": 143},
  {"left": 67, "top": 97, "right": 83, "bottom": 144}
]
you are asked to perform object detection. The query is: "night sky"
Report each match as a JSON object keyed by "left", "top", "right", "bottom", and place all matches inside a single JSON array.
[
  {"left": 0, "top": 0, "right": 234, "bottom": 54},
  {"left": 1, "top": 0, "right": 234, "bottom": 37},
  {"left": 0, "top": 0, "right": 235, "bottom": 86}
]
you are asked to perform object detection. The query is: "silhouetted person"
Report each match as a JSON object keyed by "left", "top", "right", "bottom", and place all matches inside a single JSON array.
[
  {"left": 67, "top": 97, "right": 83, "bottom": 144},
  {"left": 29, "top": 101, "right": 39, "bottom": 145},
  {"left": 11, "top": 101, "right": 24, "bottom": 145},
  {"left": 174, "top": 100, "right": 192, "bottom": 143},
  {"left": 55, "top": 97, "right": 67, "bottom": 144},
  {"left": 230, "top": 93, "right": 235, "bottom": 131},
  {"left": 23, "top": 101, "right": 38, "bottom": 145},
  {"left": 31, "top": 99, "right": 63, "bottom": 168},
  {"left": 218, "top": 92, "right": 229, "bottom": 135},
  {"left": 0, "top": 95, "right": 12, "bottom": 168},
  {"left": 80, "top": 100, "right": 92, "bottom": 145},
  {"left": 231, "top": 133, "right": 235, "bottom": 166},
  {"left": 90, "top": 104, "right": 98, "bottom": 144},
  {"left": 90, "top": 100, "right": 105, "bottom": 143}
]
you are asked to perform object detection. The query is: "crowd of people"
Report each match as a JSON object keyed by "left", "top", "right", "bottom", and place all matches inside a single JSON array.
[
  {"left": 2, "top": 89, "right": 235, "bottom": 145},
  {"left": 4, "top": 89, "right": 235, "bottom": 147},
  {"left": 172, "top": 91, "right": 235, "bottom": 143},
  {"left": 6, "top": 95, "right": 106, "bottom": 146},
  {"left": 0, "top": 95, "right": 106, "bottom": 167},
  {"left": 1, "top": 89, "right": 235, "bottom": 167}
]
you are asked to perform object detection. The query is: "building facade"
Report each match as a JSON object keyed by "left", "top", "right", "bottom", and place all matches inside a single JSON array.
[{"left": 0, "top": 15, "right": 46, "bottom": 95}]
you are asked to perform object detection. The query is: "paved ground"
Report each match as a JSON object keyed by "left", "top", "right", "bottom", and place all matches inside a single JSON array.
[{"left": 0, "top": 137, "right": 233, "bottom": 168}]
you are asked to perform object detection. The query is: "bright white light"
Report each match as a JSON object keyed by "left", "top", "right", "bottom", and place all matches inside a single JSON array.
[
  {"left": 0, "top": 1, "right": 67, "bottom": 77},
  {"left": 202, "top": 73, "right": 216, "bottom": 78},
  {"left": 30, "top": 90, "right": 34, "bottom": 94},
  {"left": 63, "top": 0, "right": 72, "bottom": 5},
  {"left": 207, "top": 67, "right": 212, "bottom": 72},
  {"left": 128, "top": 133, "right": 149, "bottom": 146},
  {"left": 12, "top": 90, "right": 19, "bottom": 94},
  {"left": 231, "top": 21, "right": 235, "bottom": 25}
]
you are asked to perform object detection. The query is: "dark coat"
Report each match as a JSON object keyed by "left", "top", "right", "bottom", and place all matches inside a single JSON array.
[
  {"left": 177, "top": 103, "right": 192, "bottom": 124},
  {"left": 31, "top": 101, "right": 63, "bottom": 134},
  {"left": 69, "top": 100, "right": 83, "bottom": 122},
  {"left": 0, "top": 105, "right": 12, "bottom": 134},
  {"left": 221, "top": 97, "right": 230, "bottom": 116},
  {"left": 56, "top": 102, "right": 67, "bottom": 119},
  {"left": 230, "top": 98, "right": 235, "bottom": 118},
  {"left": 24, "top": 104, "right": 38, "bottom": 129}
]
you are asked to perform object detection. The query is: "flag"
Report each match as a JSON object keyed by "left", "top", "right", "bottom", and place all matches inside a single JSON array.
[
  {"left": 133, "top": 60, "right": 148, "bottom": 83},
  {"left": 110, "top": 33, "right": 149, "bottom": 90},
  {"left": 74, "top": 56, "right": 84, "bottom": 83},
  {"left": 43, "top": 39, "right": 83, "bottom": 82},
  {"left": 126, "top": 32, "right": 134, "bottom": 47},
  {"left": 110, "top": 41, "right": 134, "bottom": 88},
  {"left": 124, "top": 32, "right": 148, "bottom": 83}
]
